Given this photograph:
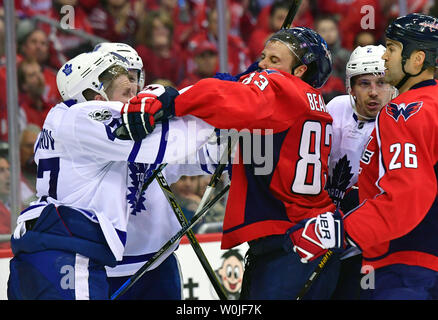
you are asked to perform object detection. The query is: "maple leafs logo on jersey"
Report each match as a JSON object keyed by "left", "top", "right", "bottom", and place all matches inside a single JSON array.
[
  {"left": 325, "top": 155, "right": 354, "bottom": 208},
  {"left": 386, "top": 101, "right": 423, "bottom": 122},
  {"left": 127, "top": 163, "right": 151, "bottom": 215}
]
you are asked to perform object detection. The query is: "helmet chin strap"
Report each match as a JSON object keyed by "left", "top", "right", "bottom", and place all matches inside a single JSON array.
[{"left": 395, "top": 57, "right": 425, "bottom": 89}]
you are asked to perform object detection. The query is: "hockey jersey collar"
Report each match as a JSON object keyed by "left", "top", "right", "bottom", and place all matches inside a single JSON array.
[
  {"left": 352, "top": 113, "right": 375, "bottom": 124},
  {"left": 410, "top": 79, "right": 437, "bottom": 90},
  {"left": 63, "top": 99, "right": 76, "bottom": 107}
]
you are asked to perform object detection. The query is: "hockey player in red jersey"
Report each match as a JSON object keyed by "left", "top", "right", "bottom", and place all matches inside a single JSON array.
[
  {"left": 284, "top": 13, "right": 438, "bottom": 299},
  {"left": 116, "top": 27, "right": 341, "bottom": 299}
]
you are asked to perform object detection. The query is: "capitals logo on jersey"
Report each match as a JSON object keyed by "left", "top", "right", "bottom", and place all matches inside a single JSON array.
[{"left": 386, "top": 101, "right": 423, "bottom": 122}]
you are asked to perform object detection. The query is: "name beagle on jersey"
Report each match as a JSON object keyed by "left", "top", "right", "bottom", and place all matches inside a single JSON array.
[{"left": 306, "top": 93, "right": 327, "bottom": 113}]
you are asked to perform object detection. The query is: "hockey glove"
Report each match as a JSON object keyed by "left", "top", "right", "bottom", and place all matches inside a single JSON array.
[
  {"left": 213, "top": 61, "right": 259, "bottom": 82},
  {"left": 116, "top": 85, "right": 179, "bottom": 141},
  {"left": 285, "top": 210, "right": 344, "bottom": 263}
]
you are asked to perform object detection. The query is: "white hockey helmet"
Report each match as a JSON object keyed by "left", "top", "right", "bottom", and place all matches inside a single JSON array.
[
  {"left": 57, "top": 50, "right": 130, "bottom": 103},
  {"left": 93, "top": 42, "right": 145, "bottom": 90},
  {"left": 345, "top": 44, "right": 386, "bottom": 93}
]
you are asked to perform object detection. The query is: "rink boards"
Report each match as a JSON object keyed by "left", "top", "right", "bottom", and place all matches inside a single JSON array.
[{"left": 0, "top": 233, "right": 248, "bottom": 300}]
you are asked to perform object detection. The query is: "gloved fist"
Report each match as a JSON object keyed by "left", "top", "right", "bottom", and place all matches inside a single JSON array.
[
  {"left": 285, "top": 210, "right": 344, "bottom": 263},
  {"left": 115, "top": 85, "right": 179, "bottom": 141}
]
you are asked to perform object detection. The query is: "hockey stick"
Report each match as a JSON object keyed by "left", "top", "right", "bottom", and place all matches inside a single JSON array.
[
  {"left": 154, "top": 170, "right": 228, "bottom": 300},
  {"left": 281, "top": 0, "right": 303, "bottom": 29},
  {"left": 110, "top": 183, "right": 230, "bottom": 300},
  {"left": 196, "top": 131, "right": 237, "bottom": 213},
  {"left": 295, "top": 249, "right": 334, "bottom": 300},
  {"left": 141, "top": 163, "right": 167, "bottom": 192}
]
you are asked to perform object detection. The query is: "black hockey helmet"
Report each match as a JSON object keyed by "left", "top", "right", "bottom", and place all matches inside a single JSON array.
[
  {"left": 266, "top": 27, "right": 333, "bottom": 88},
  {"left": 385, "top": 13, "right": 438, "bottom": 88},
  {"left": 386, "top": 13, "right": 438, "bottom": 69}
]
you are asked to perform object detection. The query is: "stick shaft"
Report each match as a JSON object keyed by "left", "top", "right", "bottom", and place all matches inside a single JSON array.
[
  {"left": 111, "top": 184, "right": 230, "bottom": 300},
  {"left": 281, "top": 0, "right": 303, "bottom": 29},
  {"left": 155, "top": 171, "right": 228, "bottom": 300}
]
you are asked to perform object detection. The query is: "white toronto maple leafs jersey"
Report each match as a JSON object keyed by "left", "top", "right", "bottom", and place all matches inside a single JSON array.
[
  {"left": 327, "top": 95, "right": 376, "bottom": 191},
  {"left": 17, "top": 100, "right": 215, "bottom": 262},
  {"left": 106, "top": 135, "right": 228, "bottom": 277}
]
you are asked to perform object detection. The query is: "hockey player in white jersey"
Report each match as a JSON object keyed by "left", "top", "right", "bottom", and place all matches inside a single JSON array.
[
  {"left": 92, "top": 42, "right": 226, "bottom": 300},
  {"left": 7, "top": 50, "right": 216, "bottom": 300},
  {"left": 325, "top": 45, "right": 396, "bottom": 299}
]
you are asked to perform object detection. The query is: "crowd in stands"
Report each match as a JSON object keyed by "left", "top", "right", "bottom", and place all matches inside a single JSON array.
[{"left": 0, "top": 0, "right": 436, "bottom": 244}]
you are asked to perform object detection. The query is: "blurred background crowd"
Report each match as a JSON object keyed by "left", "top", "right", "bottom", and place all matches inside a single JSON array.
[{"left": 0, "top": 0, "right": 436, "bottom": 247}]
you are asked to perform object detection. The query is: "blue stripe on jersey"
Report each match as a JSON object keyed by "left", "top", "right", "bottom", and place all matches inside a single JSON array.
[
  {"left": 117, "top": 252, "right": 155, "bottom": 265},
  {"left": 153, "top": 120, "right": 169, "bottom": 165},
  {"left": 116, "top": 229, "right": 127, "bottom": 247},
  {"left": 20, "top": 203, "right": 46, "bottom": 215},
  {"left": 128, "top": 141, "right": 142, "bottom": 163},
  {"left": 223, "top": 130, "right": 290, "bottom": 234},
  {"left": 411, "top": 79, "right": 436, "bottom": 90}
]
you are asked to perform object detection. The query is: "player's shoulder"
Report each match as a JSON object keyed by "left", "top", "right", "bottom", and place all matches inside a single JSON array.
[
  {"left": 326, "top": 95, "right": 353, "bottom": 117},
  {"left": 66, "top": 100, "right": 124, "bottom": 122},
  {"left": 381, "top": 80, "right": 438, "bottom": 125}
]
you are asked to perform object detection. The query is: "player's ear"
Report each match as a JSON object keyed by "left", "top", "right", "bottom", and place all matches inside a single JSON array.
[
  {"left": 293, "top": 64, "right": 308, "bottom": 78},
  {"left": 94, "top": 94, "right": 106, "bottom": 101}
]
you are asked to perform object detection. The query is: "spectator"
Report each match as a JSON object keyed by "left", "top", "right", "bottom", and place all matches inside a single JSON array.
[
  {"left": 17, "top": 23, "right": 60, "bottom": 106},
  {"left": 196, "top": 175, "right": 226, "bottom": 226},
  {"left": 247, "top": 0, "right": 291, "bottom": 61},
  {"left": 39, "top": 0, "right": 94, "bottom": 69},
  {"left": 156, "top": 0, "right": 195, "bottom": 49},
  {"left": 192, "top": 0, "right": 248, "bottom": 38},
  {"left": 0, "top": 155, "right": 10, "bottom": 249},
  {"left": 315, "top": 0, "right": 352, "bottom": 17},
  {"left": 353, "top": 30, "right": 377, "bottom": 48},
  {"left": 314, "top": 15, "right": 350, "bottom": 79},
  {"left": 87, "top": 0, "right": 139, "bottom": 46},
  {"left": 17, "top": 59, "right": 51, "bottom": 128},
  {"left": 19, "top": 124, "right": 40, "bottom": 207},
  {"left": 178, "top": 40, "right": 218, "bottom": 89},
  {"left": 314, "top": 15, "right": 348, "bottom": 102},
  {"left": 15, "top": 0, "right": 52, "bottom": 17},
  {"left": 387, "top": 0, "right": 432, "bottom": 19},
  {"left": 237, "top": 0, "right": 260, "bottom": 44},
  {"left": 171, "top": 175, "right": 201, "bottom": 224},
  {"left": 256, "top": 0, "right": 314, "bottom": 33},
  {"left": 187, "top": 6, "right": 250, "bottom": 76},
  {"left": 338, "top": 0, "right": 392, "bottom": 50},
  {"left": 135, "top": 10, "right": 186, "bottom": 86}
]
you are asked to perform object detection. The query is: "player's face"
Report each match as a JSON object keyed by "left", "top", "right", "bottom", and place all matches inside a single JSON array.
[
  {"left": 351, "top": 74, "right": 392, "bottom": 120},
  {"left": 109, "top": 74, "right": 136, "bottom": 104},
  {"left": 0, "top": 158, "right": 10, "bottom": 197},
  {"left": 382, "top": 39, "right": 405, "bottom": 86},
  {"left": 128, "top": 70, "right": 140, "bottom": 94},
  {"left": 259, "top": 40, "right": 295, "bottom": 73}
]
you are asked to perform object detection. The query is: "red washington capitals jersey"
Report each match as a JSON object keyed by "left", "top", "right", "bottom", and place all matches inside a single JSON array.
[
  {"left": 175, "top": 70, "right": 336, "bottom": 249},
  {"left": 344, "top": 79, "right": 438, "bottom": 271}
]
